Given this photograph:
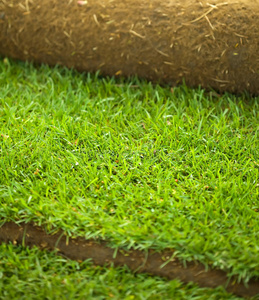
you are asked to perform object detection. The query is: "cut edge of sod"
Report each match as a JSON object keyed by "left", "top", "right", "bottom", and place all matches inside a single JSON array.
[{"left": 0, "top": 221, "right": 258, "bottom": 298}]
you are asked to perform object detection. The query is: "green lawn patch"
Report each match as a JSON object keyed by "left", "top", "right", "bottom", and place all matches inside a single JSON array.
[
  {"left": 0, "top": 58, "right": 258, "bottom": 284},
  {"left": 0, "top": 244, "right": 246, "bottom": 300}
]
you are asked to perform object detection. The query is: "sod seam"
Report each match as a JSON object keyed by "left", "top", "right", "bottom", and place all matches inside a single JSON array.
[{"left": 0, "top": 222, "right": 258, "bottom": 298}]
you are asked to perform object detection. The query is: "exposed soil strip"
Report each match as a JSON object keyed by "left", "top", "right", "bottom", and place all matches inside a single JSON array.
[{"left": 0, "top": 222, "right": 258, "bottom": 297}]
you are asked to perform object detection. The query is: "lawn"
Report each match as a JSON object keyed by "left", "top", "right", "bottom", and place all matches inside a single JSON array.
[
  {"left": 0, "top": 243, "right": 242, "bottom": 300},
  {"left": 0, "top": 58, "right": 258, "bottom": 298}
]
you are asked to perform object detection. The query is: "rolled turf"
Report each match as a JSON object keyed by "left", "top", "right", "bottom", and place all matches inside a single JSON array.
[{"left": 0, "top": 0, "right": 258, "bottom": 95}]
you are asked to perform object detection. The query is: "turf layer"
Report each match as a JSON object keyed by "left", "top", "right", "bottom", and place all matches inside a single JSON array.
[
  {"left": 1, "top": 222, "right": 259, "bottom": 297},
  {"left": 0, "top": 58, "right": 258, "bottom": 286},
  {"left": 0, "top": 243, "right": 256, "bottom": 300}
]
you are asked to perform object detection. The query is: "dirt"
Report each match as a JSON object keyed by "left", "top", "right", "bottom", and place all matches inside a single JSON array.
[
  {"left": 0, "top": 0, "right": 259, "bottom": 95},
  {"left": 0, "top": 222, "right": 258, "bottom": 298}
]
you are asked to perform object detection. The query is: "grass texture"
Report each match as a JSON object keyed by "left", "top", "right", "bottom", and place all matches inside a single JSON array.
[
  {"left": 0, "top": 244, "right": 249, "bottom": 300},
  {"left": 0, "top": 58, "right": 258, "bottom": 282}
]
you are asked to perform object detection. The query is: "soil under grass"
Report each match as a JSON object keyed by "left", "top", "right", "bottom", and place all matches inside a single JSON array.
[
  {"left": 0, "top": 59, "right": 259, "bottom": 296},
  {"left": 0, "top": 0, "right": 259, "bottom": 94},
  {"left": 1, "top": 243, "right": 250, "bottom": 300},
  {"left": 1, "top": 222, "right": 259, "bottom": 298}
]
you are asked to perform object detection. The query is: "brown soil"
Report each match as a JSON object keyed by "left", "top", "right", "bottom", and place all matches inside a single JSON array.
[
  {"left": 0, "top": 0, "right": 259, "bottom": 95},
  {"left": 0, "top": 222, "right": 258, "bottom": 298}
]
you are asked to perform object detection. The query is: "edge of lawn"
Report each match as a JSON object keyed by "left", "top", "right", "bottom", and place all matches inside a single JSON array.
[{"left": 0, "top": 221, "right": 258, "bottom": 298}]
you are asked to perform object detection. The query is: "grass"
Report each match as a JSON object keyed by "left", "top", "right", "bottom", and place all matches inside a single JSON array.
[
  {"left": 0, "top": 58, "right": 259, "bottom": 284},
  {"left": 0, "top": 244, "right": 248, "bottom": 300}
]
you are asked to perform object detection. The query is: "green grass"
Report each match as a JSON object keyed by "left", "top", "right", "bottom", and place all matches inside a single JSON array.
[
  {"left": 0, "top": 58, "right": 259, "bottom": 284},
  {"left": 0, "top": 244, "right": 249, "bottom": 300}
]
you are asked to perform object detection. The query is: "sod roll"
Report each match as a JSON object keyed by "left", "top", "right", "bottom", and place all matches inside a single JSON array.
[{"left": 0, "top": 0, "right": 259, "bottom": 94}]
